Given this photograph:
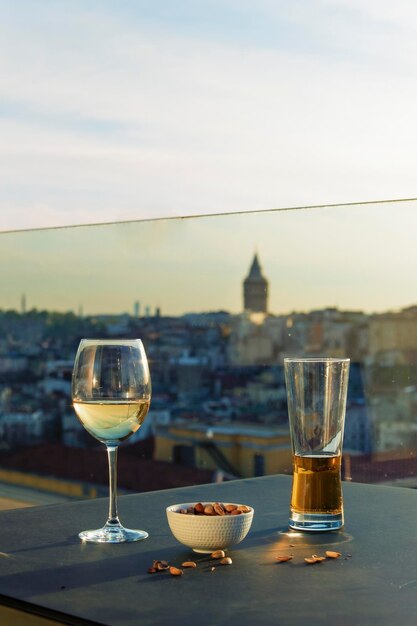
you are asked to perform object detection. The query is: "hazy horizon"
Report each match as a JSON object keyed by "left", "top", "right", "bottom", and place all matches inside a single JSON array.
[{"left": 1, "top": 201, "right": 417, "bottom": 317}]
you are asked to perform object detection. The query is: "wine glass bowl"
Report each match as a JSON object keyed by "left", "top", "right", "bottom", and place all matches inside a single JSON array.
[{"left": 72, "top": 339, "right": 151, "bottom": 543}]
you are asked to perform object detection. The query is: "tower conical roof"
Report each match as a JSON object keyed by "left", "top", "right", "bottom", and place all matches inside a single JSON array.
[{"left": 245, "top": 253, "right": 267, "bottom": 283}]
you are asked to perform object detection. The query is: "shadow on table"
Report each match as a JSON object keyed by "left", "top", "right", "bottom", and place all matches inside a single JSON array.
[{"left": 0, "top": 525, "right": 354, "bottom": 599}]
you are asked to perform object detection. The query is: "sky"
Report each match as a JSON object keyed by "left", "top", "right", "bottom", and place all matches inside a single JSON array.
[
  {"left": 1, "top": 1, "right": 417, "bottom": 232},
  {"left": 1, "top": 201, "right": 417, "bottom": 316}
]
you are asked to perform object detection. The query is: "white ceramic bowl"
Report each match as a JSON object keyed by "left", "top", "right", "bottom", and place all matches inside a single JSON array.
[{"left": 166, "top": 502, "right": 254, "bottom": 553}]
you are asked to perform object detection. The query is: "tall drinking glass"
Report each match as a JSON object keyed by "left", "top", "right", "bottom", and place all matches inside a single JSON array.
[
  {"left": 72, "top": 339, "right": 151, "bottom": 543},
  {"left": 284, "top": 358, "right": 350, "bottom": 532}
]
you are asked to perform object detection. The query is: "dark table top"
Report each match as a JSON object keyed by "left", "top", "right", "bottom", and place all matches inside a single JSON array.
[{"left": 0, "top": 475, "right": 417, "bottom": 626}]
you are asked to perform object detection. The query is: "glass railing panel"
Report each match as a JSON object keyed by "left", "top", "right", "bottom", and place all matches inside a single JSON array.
[{"left": 1, "top": 199, "right": 417, "bottom": 508}]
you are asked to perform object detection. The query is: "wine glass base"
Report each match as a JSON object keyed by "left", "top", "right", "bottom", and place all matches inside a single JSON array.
[{"left": 79, "top": 526, "right": 149, "bottom": 543}]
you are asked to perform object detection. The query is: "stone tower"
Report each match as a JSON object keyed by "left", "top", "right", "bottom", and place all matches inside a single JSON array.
[{"left": 243, "top": 253, "right": 268, "bottom": 313}]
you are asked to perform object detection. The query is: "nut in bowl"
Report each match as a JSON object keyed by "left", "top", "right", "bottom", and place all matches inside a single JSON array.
[{"left": 166, "top": 502, "right": 254, "bottom": 553}]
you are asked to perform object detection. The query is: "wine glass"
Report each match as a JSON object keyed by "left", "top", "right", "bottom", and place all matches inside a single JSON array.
[{"left": 72, "top": 338, "right": 151, "bottom": 543}]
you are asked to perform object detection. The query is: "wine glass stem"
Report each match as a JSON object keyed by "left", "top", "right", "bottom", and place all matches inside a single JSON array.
[{"left": 106, "top": 445, "right": 120, "bottom": 526}]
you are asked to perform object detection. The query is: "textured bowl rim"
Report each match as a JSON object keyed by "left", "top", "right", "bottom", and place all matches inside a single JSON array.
[{"left": 166, "top": 502, "right": 254, "bottom": 516}]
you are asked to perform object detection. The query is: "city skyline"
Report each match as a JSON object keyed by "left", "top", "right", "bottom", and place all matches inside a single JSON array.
[
  {"left": 1, "top": 2, "right": 417, "bottom": 231},
  {"left": 1, "top": 202, "right": 417, "bottom": 316}
]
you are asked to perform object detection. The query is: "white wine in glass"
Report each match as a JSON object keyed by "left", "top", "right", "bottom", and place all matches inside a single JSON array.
[{"left": 72, "top": 339, "right": 151, "bottom": 543}]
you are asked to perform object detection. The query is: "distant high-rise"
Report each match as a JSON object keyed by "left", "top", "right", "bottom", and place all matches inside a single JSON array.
[
  {"left": 21, "top": 294, "right": 26, "bottom": 314},
  {"left": 243, "top": 253, "right": 268, "bottom": 313},
  {"left": 134, "top": 301, "right": 140, "bottom": 318}
]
